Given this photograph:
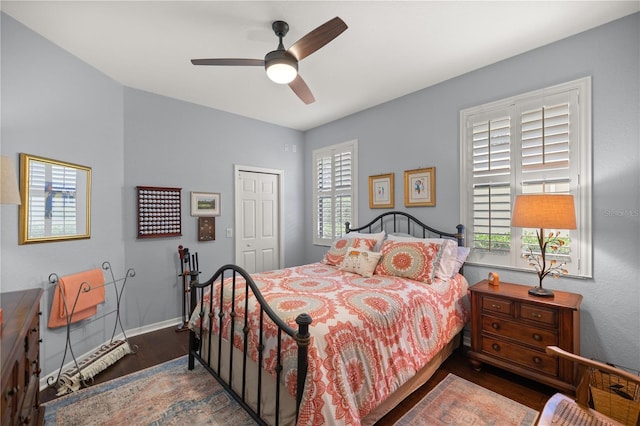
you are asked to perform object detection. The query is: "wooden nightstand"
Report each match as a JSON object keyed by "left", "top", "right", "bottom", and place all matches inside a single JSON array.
[{"left": 467, "top": 279, "right": 582, "bottom": 394}]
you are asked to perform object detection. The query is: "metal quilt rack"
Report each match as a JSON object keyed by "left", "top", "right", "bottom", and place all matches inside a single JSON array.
[{"left": 46, "top": 261, "right": 138, "bottom": 395}]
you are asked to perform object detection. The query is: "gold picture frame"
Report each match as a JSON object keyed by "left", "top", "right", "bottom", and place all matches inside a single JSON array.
[
  {"left": 369, "top": 173, "right": 394, "bottom": 209},
  {"left": 404, "top": 167, "right": 436, "bottom": 207},
  {"left": 19, "top": 153, "right": 92, "bottom": 244}
]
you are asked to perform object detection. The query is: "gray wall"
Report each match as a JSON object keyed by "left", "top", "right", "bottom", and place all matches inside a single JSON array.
[
  {"left": 304, "top": 13, "right": 640, "bottom": 370},
  {"left": 1, "top": 13, "right": 126, "bottom": 378},
  {"left": 122, "top": 88, "right": 305, "bottom": 330},
  {"left": 0, "top": 13, "right": 305, "bottom": 378}
]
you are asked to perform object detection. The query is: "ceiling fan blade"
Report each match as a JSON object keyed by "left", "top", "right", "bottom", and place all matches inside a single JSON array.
[
  {"left": 288, "top": 75, "right": 315, "bottom": 104},
  {"left": 288, "top": 17, "right": 347, "bottom": 61},
  {"left": 191, "top": 58, "right": 264, "bottom": 66}
]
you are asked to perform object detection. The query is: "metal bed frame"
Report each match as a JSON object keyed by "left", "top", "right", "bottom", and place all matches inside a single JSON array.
[{"left": 187, "top": 211, "right": 465, "bottom": 425}]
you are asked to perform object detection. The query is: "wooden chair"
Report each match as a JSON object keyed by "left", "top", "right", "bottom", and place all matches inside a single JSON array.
[{"left": 538, "top": 346, "right": 640, "bottom": 426}]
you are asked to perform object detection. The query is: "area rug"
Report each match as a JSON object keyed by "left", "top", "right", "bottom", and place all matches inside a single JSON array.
[
  {"left": 43, "top": 356, "right": 258, "bottom": 425},
  {"left": 395, "top": 373, "right": 539, "bottom": 425}
]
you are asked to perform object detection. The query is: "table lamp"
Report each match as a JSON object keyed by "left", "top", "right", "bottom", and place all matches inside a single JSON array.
[{"left": 511, "top": 194, "right": 576, "bottom": 297}]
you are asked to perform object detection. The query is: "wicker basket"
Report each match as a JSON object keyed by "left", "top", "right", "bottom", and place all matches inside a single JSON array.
[{"left": 590, "top": 369, "right": 640, "bottom": 426}]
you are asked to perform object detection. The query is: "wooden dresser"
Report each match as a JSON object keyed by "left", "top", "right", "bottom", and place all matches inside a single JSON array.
[
  {"left": 1, "top": 288, "right": 44, "bottom": 425},
  {"left": 468, "top": 280, "right": 582, "bottom": 393}
]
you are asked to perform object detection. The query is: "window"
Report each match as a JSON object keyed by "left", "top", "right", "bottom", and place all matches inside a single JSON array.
[
  {"left": 460, "top": 78, "right": 592, "bottom": 277},
  {"left": 313, "top": 140, "right": 358, "bottom": 245}
]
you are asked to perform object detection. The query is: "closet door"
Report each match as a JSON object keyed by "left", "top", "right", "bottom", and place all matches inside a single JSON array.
[{"left": 235, "top": 169, "right": 281, "bottom": 273}]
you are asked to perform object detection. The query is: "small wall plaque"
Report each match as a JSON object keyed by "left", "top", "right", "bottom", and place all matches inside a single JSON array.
[{"left": 198, "top": 217, "right": 215, "bottom": 241}]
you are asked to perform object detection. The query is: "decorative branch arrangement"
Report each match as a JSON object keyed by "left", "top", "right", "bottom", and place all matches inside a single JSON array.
[{"left": 523, "top": 230, "right": 570, "bottom": 288}]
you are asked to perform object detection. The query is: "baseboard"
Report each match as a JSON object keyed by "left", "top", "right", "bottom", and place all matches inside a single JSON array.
[{"left": 40, "top": 317, "right": 182, "bottom": 391}]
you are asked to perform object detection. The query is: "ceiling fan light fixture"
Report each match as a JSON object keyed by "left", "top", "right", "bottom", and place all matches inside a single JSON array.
[{"left": 265, "top": 50, "right": 298, "bottom": 84}]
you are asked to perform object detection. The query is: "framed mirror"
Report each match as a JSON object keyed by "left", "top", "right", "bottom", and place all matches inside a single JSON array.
[{"left": 19, "top": 153, "right": 91, "bottom": 244}]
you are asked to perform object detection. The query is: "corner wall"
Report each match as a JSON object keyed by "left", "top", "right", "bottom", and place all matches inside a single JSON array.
[{"left": 1, "top": 13, "right": 306, "bottom": 378}]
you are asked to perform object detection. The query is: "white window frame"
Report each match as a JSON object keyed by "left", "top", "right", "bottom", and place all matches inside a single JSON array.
[
  {"left": 460, "top": 77, "right": 592, "bottom": 278},
  {"left": 312, "top": 140, "right": 358, "bottom": 246}
]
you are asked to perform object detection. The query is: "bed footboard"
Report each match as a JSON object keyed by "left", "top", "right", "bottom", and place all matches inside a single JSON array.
[{"left": 187, "top": 264, "right": 312, "bottom": 426}]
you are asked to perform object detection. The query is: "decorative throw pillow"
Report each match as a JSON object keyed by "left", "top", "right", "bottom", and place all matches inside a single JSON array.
[
  {"left": 375, "top": 240, "right": 442, "bottom": 284},
  {"left": 386, "top": 234, "right": 458, "bottom": 280},
  {"left": 323, "top": 237, "right": 378, "bottom": 266},
  {"left": 339, "top": 249, "right": 383, "bottom": 278},
  {"left": 344, "top": 231, "right": 386, "bottom": 251}
]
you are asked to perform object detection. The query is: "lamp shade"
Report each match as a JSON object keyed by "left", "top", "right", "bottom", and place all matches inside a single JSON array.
[
  {"left": 1, "top": 155, "right": 21, "bottom": 205},
  {"left": 511, "top": 194, "right": 576, "bottom": 230}
]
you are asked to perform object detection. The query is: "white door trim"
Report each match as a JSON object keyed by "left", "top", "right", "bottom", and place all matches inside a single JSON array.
[{"left": 234, "top": 164, "right": 284, "bottom": 269}]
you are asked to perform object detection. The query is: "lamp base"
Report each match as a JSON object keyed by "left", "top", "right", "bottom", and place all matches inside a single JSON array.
[{"left": 528, "top": 287, "right": 554, "bottom": 297}]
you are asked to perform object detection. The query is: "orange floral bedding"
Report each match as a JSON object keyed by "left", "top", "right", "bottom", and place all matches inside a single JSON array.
[{"left": 188, "top": 262, "right": 470, "bottom": 425}]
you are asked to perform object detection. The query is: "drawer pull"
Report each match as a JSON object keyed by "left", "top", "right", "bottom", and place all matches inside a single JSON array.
[
  {"left": 491, "top": 343, "right": 501, "bottom": 351},
  {"left": 531, "top": 312, "right": 542, "bottom": 319},
  {"left": 491, "top": 322, "right": 500, "bottom": 330},
  {"left": 491, "top": 304, "right": 502, "bottom": 310},
  {"left": 533, "top": 356, "right": 542, "bottom": 364},
  {"left": 532, "top": 333, "right": 542, "bottom": 341}
]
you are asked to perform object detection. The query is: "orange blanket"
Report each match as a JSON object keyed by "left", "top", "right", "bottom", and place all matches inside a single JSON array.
[{"left": 48, "top": 268, "right": 106, "bottom": 328}]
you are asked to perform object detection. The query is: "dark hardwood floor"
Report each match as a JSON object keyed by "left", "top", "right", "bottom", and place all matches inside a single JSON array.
[
  {"left": 40, "top": 326, "right": 191, "bottom": 404},
  {"left": 41, "top": 326, "right": 556, "bottom": 423}
]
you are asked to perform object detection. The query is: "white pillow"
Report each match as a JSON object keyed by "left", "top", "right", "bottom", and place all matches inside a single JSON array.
[
  {"left": 452, "top": 246, "right": 470, "bottom": 277},
  {"left": 339, "top": 249, "right": 383, "bottom": 278},
  {"left": 386, "top": 234, "right": 458, "bottom": 280},
  {"left": 344, "top": 231, "right": 386, "bottom": 251}
]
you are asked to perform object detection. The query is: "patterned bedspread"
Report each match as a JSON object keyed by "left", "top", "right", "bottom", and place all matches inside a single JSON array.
[{"left": 188, "top": 262, "right": 470, "bottom": 426}]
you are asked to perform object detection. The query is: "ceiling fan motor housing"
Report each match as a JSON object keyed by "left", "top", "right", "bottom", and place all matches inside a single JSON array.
[{"left": 264, "top": 50, "right": 298, "bottom": 84}]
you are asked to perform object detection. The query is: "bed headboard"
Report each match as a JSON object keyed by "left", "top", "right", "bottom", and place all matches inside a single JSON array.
[{"left": 345, "top": 211, "right": 465, "bottom": 247}]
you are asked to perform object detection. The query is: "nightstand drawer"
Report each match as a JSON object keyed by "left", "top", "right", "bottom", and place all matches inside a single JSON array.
[
  {"left": 482, "top": 296, "right": 513, "bottom": 316},
  {"left": 481, "top": 336, "right": 558, "bottom": 376},
  {"left": 481, "top": 316, "right": 558, "bottom": 348},
  {"left": 519, "top": 303, "right": 557, "bottom": 326}
]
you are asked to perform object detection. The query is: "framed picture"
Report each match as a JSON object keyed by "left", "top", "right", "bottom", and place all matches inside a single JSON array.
[
  {"left": 198, "top": 216, "right": 215, "bottom": 241},
  {"left": 369, "top": 173, "right": 394, "bottom": 209},
  {"left": 191, "top": 192, "right": 220, "bottom": 216},
  {"left": 404, "top": 167, "right": 436, "bottom": 207},
  {"left": 19, "top": 153, "right": 92, "bottom": 244}
]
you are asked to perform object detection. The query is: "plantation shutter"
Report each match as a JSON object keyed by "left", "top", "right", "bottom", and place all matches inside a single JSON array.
[
  {"left": 470, "top": 115, "right": 513, "bottom": 252},
  {"left": 316, "top": 154, "right": 333, "bottom": 240},
  {"left": 460, "top": 78, "right": 591, "bottom": 277},
  {"left": 313, "top": 140, "right": 358, "bottom": 245},
  {"left": 517, "top": 93, "right": 576, "bottom": 265}
]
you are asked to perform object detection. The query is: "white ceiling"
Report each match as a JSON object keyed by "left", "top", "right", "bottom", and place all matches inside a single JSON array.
[{"left": 2, "top": 1, "right": 638, "bottom": 131}]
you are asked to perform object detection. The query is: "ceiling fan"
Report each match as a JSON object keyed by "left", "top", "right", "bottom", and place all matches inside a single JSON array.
[{"left": 191, "top": 17, "right": 348, "bottom": 104}]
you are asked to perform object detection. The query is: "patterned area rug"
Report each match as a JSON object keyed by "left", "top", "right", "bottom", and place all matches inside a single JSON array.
[
  {"left": 43, "top": 356, "right": 258, "bottom": 425},
  {"left": 395, "top": 373, "right": 539, "bottom": 425}
]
